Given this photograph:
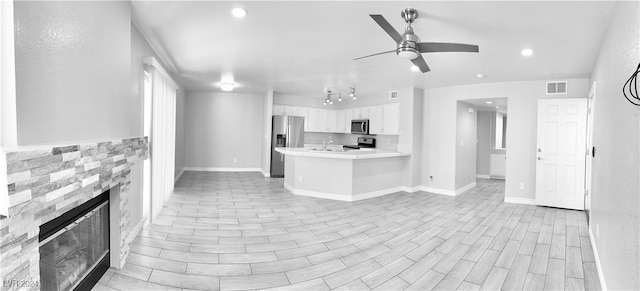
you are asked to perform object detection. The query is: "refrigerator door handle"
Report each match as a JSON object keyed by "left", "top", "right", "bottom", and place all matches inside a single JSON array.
[
  {"left": 280, "top": 153, "right": 284, "bottom": 162},
  {"left": 286, "top": 125, "right": 291, "bottom": 147}
]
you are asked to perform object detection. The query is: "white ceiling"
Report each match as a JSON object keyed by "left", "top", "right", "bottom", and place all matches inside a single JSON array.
[
  {"left": 131, "top": 1, "right": 614, "bottom": 97},
  {"left": 461, "top": 97, "right": 508, "bottom": 113}
]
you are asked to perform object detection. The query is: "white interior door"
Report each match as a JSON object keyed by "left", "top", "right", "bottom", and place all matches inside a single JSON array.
[{"left": 536, "top": 98, "right": 588, "bottom": 210}]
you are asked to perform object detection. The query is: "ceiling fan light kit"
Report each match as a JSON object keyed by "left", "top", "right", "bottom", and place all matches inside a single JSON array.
[
  {"left": 355, "top": 8, "right": 479, "bottom": 73},
  {"left": 220, "top": 83, "right": 235, "bottom": 91}
]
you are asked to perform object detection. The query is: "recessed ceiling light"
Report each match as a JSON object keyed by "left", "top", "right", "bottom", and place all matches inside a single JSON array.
[
  {"left": 220, "top": 83, "right": 235, "bottom": 91},
  {"left": 232, "top": 8, "right": 247, "bottom": 18},
  {"left": 521, "top": 48, "right": 534, "bottom": 56},
  {"left": 485, "top": 101, "right": 493, "bottom": 104},
  {"left": 476, "top": 73, "right": 486, "bottom": 78},
  {"left": 410, "top": 65, "right": 420, "bottom": 72}
]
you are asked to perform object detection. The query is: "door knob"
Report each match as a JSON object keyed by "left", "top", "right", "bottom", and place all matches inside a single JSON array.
[{"left": 538, "top": 157, "right": 544, "bottom": 160}]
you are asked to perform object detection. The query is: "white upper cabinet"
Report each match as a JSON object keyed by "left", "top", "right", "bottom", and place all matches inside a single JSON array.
[
  {"left": 352, "top": 107, "right": 368, "bottom": 119},
  {"left": 308, "top": 108, "right": 320, "bottom": 132},
  {"left": 272, "top": 103, "right": 399, "bottom": 135},
  {"left": 284, "top": 106, "right": 299, "bottom": 116},
  {"left": 273, "top": 105, "right": 286, "bottom": 115},
  {"left": 298, "top": 107, "right": 310, "bottom": 131},
  {"left": 368, "top": 105, "right": 384, "bottom": 134},
  {"left": 317, "top": 109, "right": 328, "bottom": 132},
  {"left": 344, "top": 110, "right": 353, "bottom": 133},
  {"left": 382, "top": 103, "right": 399, "bottom": 134},
  {"left": 327, "top": 110, "right": 337, "bottom": 132},
  {"left": 336, "top": 110, "right": 346, "bottom": 133}
]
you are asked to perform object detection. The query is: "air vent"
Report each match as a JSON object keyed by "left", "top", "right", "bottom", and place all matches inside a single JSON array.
[
  {"left": 389, "top": 90, "right": 399, "bottom": 100},
  {"left": 546, "top": 81, "right": 567, "bottom": 95}
]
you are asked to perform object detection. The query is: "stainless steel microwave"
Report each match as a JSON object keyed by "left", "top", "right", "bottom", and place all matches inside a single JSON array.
[{"left": 351, "top": 119, "right": 369, "bottom": 135}]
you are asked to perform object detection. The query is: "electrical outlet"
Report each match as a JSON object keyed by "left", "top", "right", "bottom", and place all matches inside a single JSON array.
[
  {"left": 429, "top": 176, "right": 434, "bottom": 181},
  {"left": 298, "top": 176, "right": 302, "bottom": 182},
  {"left": 519, "top": 183, "right": 524, "bottom": 190},
  {"left": 233, "top": 158, "right": 237, "bottom": 163}
]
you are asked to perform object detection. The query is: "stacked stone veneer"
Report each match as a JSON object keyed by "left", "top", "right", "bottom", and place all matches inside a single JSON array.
[{"left": 0, "top": 137, "right": 148, "bottom": 289}]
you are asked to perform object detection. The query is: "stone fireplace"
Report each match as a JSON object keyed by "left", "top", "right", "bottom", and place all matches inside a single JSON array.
[{"left": 0, "top": 137, "right": 148, "bottom": 290}]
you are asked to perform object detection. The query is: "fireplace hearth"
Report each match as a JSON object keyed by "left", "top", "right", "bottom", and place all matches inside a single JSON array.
[{"left": 39, "top": 191, "right": 110, "bottom": 291}]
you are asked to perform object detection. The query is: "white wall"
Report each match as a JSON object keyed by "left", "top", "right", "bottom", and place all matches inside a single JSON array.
[
  {"left": 261, "top": 90, "right": 273, "bottom": 176},
  {"left": 14, "top": 1, "right": 132, "bottom": 144},
  {"left": 10, "top": 2, "right": 177, "bottom": 239},
  {"left": 185, "top": 92, "right": 264, "bottom": 169},
  {"left": 588, "top": 1, "right": 639, "bottom": 289},
  {"left": 421, "top": 79, "right": 589, "bottom": 196},
  {"left": 455, "top": 102, "right": 477, "bottom": 189},
  {"left": 1, "top": 1, "right": 17, "bottom": 146}
]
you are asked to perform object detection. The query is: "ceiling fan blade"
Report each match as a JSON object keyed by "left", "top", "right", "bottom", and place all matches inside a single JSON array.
[
  {"left": 411, "top": 55, "right": 430, "bottom": 73},
  {"left": 353, "top": 50, "right": 396, "bottom": 61},
  {"left": 417, "top": 43, "right": 479, "bottom": 53},
  {"left": 370, "top": 15, "right": 402, "bottom": 43}
]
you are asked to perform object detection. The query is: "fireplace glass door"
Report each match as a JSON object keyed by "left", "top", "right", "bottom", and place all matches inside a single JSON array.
[{"left": 39, "top": 201, "right": 109, "bottom": 291}]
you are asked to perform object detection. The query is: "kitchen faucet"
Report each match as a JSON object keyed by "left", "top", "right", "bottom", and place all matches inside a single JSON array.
[{"left": 322, "top": 139, "right": 334, "bottom": 150}]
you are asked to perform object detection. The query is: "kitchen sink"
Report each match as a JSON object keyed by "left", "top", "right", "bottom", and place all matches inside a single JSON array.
[{"left": 308, "top": 148, "right": 349, "bottom": 152}]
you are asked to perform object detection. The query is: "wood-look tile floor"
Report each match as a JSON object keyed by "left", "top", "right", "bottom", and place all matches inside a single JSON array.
[{"left": 92, "top": 172, "right": 601, "bottom": 291}]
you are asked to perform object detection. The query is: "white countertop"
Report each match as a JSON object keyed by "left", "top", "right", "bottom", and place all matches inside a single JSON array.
[{"left": 275, "top": 147, "right": 410, "bottom": 160}]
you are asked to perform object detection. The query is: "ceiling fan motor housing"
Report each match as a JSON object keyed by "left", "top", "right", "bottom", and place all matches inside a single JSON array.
[{"left": 396, "top": 28, "right": 420, "bottom": 59}]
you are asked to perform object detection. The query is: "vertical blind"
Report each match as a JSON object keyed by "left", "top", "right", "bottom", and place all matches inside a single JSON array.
[{"left": 143, "top": 57, "right": 177, "bottom": 222}]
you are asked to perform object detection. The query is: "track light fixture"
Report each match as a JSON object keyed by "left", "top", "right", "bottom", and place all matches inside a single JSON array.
[
  {"left": 324, "top": 90, "right": 333, "bottom": 105},
  {"left": 322, "top": 86, "right": 357, "bottom": 105}
]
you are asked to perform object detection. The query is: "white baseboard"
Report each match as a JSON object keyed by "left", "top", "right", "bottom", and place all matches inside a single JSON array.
[
  {"left": 455, "top": 182, "right": 476, "bottom": 195},
  {"left": 284, "top": 183, "right": 403, "bottom": 202},
  {"left": 419, "top": 186, "right": 456, "bottom": 196},
  {"left": 476, "top": 174, "right": 491, "bottom": 179},
  {"left": 400, "top": 186, "right": 421, "bottom": 193},
  {"left": 183, "top": 167, "right": 262, "bottom": 172},
  {"left": 504, "top": 197, "right": 537, "bottom": 205},
  {"left": 174, "top": 168, "right": 185, "bottom": 182},
  {"left": 589, "top": 227, "right": 608, "bottom": 291},
  {"left": 490, "top": 175, "right": 506, "bottom": 180},
  {"left": 260, "top": 169, "right": 270, "bottom": 177},
  {"left": 126, "top": 217, "right": 145, "bottom": 248}
]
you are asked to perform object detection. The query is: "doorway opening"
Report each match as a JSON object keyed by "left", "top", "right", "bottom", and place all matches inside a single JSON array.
[{"left": 461, "top": 98, "right": 509, "bottom": 182}]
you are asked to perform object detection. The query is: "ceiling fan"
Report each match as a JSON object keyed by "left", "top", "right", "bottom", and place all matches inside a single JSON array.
[{"left": 354, "top": 8, "right": 479, "bottom": 73}]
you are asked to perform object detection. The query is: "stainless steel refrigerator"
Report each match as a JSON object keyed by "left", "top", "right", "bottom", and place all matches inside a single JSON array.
[{"left": 271, "top": 116, "right": 304, "bottom": 177}]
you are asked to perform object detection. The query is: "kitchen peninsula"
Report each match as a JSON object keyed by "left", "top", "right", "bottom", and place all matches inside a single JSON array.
[{"left": 275, "top": 148, "right": 410, "bottom": 201}]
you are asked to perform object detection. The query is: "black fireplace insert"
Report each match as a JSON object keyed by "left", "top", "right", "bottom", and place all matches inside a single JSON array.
[{"left": 39, "top": 190, "right": 110, "bottom": 291}]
